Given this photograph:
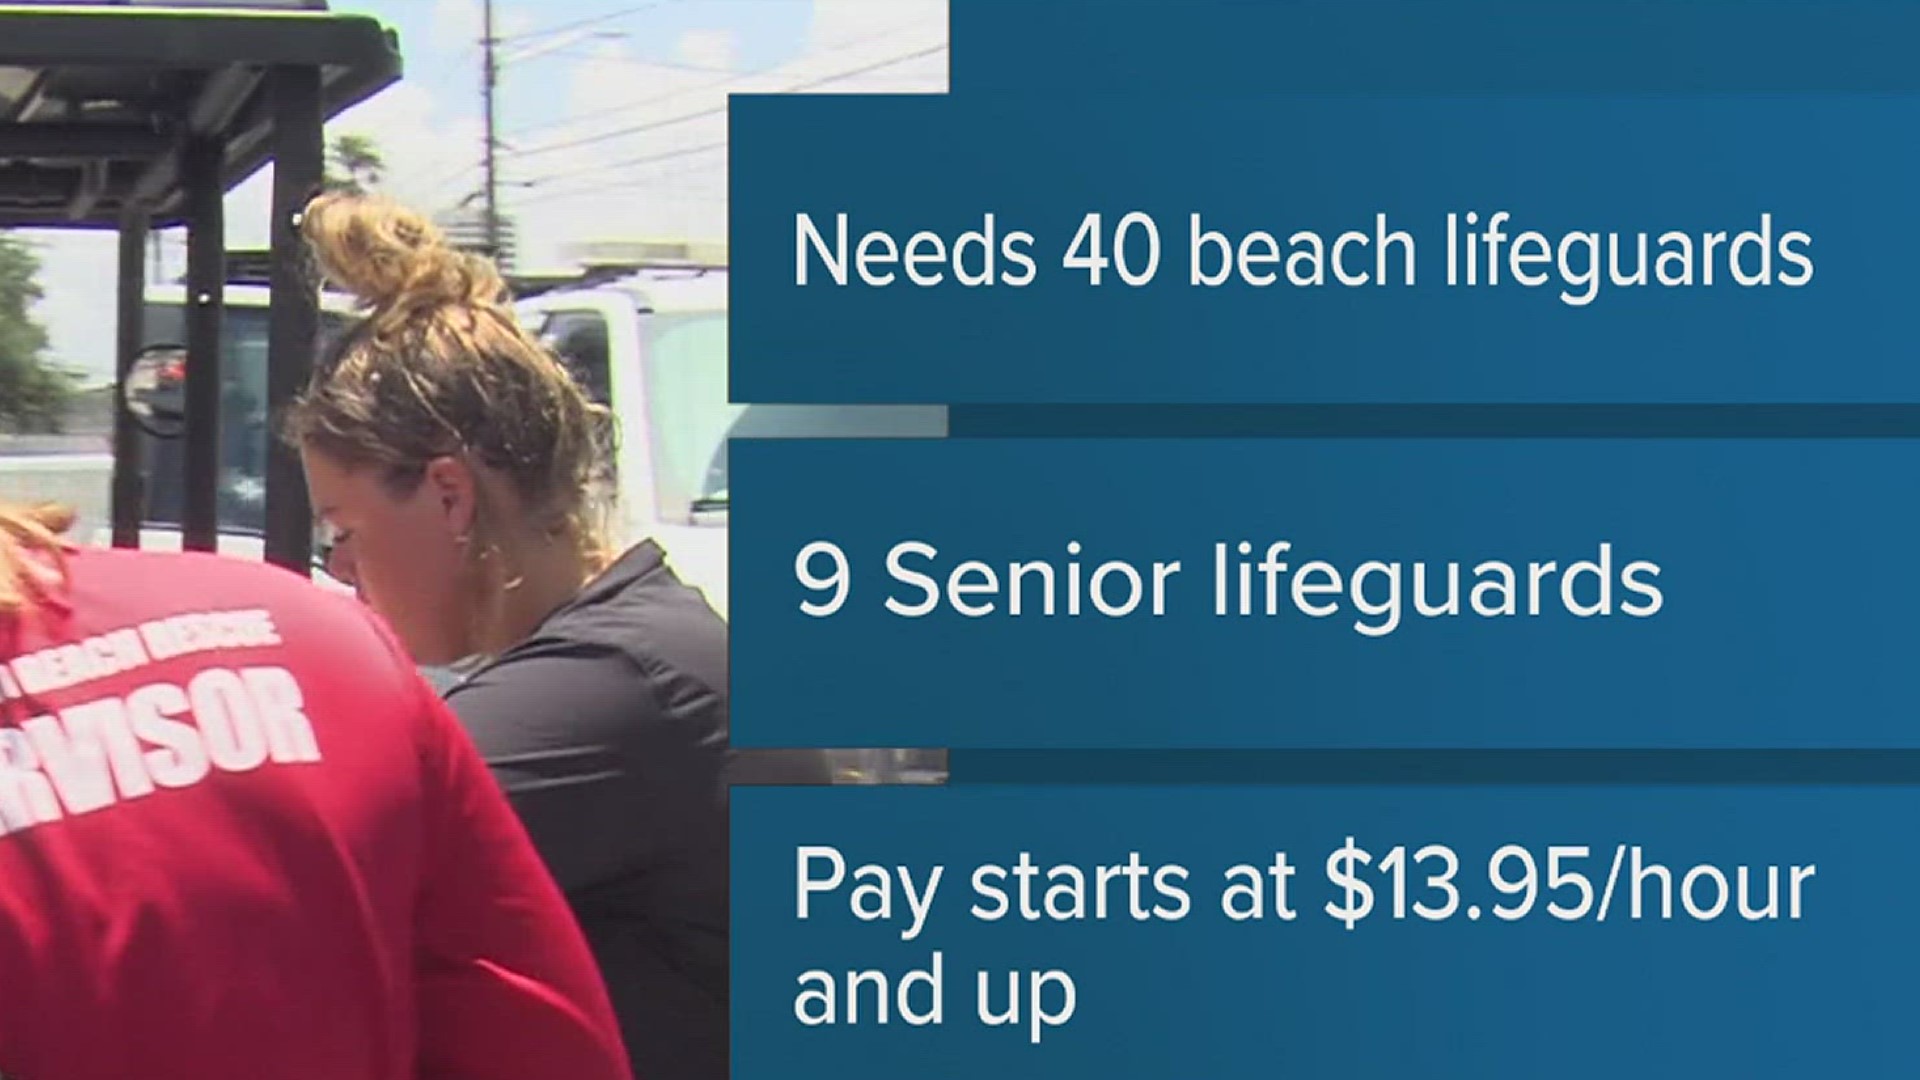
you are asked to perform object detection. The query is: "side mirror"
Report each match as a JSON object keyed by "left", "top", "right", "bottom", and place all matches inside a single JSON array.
[{"left": 123, "top": 344, "right": 188, "bottom": 439}]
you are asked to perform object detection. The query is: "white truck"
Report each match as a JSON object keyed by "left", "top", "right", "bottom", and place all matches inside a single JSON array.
[{"left": 512, "top": 264, "right": 948, "bottom": 619}]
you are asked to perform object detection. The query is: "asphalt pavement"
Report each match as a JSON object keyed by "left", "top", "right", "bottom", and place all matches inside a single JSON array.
[{"left": 0, "top": 433, "right": 111, "bottom": 457}]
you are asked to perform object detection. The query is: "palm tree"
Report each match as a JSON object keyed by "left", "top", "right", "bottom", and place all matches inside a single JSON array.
[{"left": 324, "top": 133, "right": 385, "bottom": 196}]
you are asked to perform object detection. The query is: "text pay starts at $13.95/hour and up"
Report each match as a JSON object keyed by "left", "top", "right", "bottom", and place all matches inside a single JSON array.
[{"left": 794, "top": 844, "right": 1817, "bottom": 945}]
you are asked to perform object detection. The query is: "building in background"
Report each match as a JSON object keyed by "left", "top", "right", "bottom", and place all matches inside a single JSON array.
[
  {"left": 434, "top": 203, "right": 520, "bottom": 271},
  {"left": 561, "top": 238, "right": 728, "bottom": 270}
]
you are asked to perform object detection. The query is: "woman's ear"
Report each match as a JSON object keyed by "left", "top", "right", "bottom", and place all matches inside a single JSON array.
[{"left": 421, "top": 456, "right": 479, "bottom": 539}]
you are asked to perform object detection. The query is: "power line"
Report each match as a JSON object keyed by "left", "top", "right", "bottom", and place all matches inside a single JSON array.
[
  {"left": 465, "top": 0, "right": 691, "bottom": 236},
  {"left": 510, "top": 177, "right": 723, "bottom": 212},
  {"left": 422, "top": 160, "right": 483, "bottom": 196},
  {"left": 497, "top": 66, "right": 739, "bottom": 141},
  {"left": 507, "top": 34, "right": 949, "bottom": 209},
  {"left": 408, "top": 19, "right": 814, "bottom": 202},
  {"left": 505, "top": 44, "right": 947, "bottom": 164},
  {"left": 496, "top": 21, "right": 942, "bottom": 140},
  {"left": 519, "top": 152, "right": 725, "bottom": 205},
  {"left": 510, "top": 140, "right": 728, "bottom": 208},
  {"left": 508, "top": 103, "right": 724, "bottom": 163},
  {"left": 521, "top": 48, "right": 734, "bottom": 73},
  {"left": 498, "top": 0, "right": 682, "bottom": 46},
  {"left": 560, "top": 138, "right": 729, "bottom": 180},
  {"left": 533, "top": 146, "right": 726, "bottom": 193},
  {"left": 780, "top": 43, "right": 950, "bottom": 90},
  {"left": 508, "top": 41, "right": 948, "bottom": 202}
]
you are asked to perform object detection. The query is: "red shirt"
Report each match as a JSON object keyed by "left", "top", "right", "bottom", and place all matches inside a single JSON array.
[{"left": 0, "top": 546, "right": 632, "bottom": 1080}]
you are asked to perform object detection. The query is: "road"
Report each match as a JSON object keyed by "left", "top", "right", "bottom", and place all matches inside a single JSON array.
[
  {"left": 0, "top": 433, "right": 111, "bottom": 456},
  {"left": 0, "top": 444, "right": 113, "bottom": 534}
]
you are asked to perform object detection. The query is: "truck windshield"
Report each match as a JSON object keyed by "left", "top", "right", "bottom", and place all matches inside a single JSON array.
[
  {"left": 642, "top": 311, "right": 735, "bottom": 507},
  {"left": 138, "top": 302, "right": 350, "bottom": 534}
]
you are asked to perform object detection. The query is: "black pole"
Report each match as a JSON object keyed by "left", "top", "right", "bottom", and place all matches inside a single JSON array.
[
  {"left": 482, "top": 0, "right": 500, "bottom": 260},
  {"left": 265, "top": 65, "right": 322, "bottom": 575},
  {"left": 182, "top": 137, "right": 225, "bottom": 553},
  {"left": 110, "top": 209, "right": 148, "bottom": 548}
]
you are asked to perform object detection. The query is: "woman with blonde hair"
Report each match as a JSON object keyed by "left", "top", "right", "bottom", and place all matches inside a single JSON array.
[
  {"left": 288, "top": 191, "right": 736, "bottom": 1080},
  {"left": 0, "top": 500, "right": 630, "bottom": 1079}
]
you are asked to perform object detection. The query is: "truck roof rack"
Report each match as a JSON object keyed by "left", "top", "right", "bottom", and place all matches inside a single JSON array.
[
  {"left": 505, "top": 271, "right": 588, "bottom": 300},
  {"left": 504, "top": 259, "right": 727, "bottom": 300}
]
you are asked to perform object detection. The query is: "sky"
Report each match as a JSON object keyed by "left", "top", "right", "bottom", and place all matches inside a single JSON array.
[{"left": 21, "top": 0, "right": 949, "bottom": 380}]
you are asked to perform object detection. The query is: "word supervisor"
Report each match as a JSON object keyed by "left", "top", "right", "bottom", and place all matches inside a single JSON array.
[{"left": 0, "top": 665, "right": 320, "bottom": 837}]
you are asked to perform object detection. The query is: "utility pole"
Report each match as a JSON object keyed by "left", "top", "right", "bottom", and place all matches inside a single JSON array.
[{"left": 481, "top": 0, "right": 500, "bottom": 260}]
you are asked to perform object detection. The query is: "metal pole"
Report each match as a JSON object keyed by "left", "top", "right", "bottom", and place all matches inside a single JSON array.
[
  {"left": 264, "top": 65, "right": 322, "bottom": 575},
  {"left": 110, "top": 210, "right": 148, "bottom": 548},
  {"left": 182, "top": 138, "right": 225, "bottom": 553},
  {"left": 482, "top": 0, "right": 500, "bottom": 260}
]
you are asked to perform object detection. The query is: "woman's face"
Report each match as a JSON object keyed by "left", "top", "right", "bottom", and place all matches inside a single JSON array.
[{"left": 301, "top": 448, "right": 478, "bottom": 665}]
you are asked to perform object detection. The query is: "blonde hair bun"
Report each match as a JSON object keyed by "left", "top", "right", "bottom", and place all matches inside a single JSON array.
[{"left": 300, "top": 191, "right": 508, "bottom": 320}]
